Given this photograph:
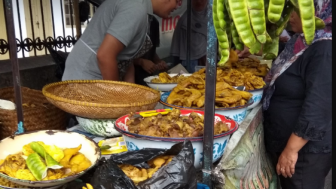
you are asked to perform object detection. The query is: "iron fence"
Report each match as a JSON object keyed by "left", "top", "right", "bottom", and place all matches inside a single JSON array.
[{"left": 0, "top": 0, "right": 93, "bottom": 58}]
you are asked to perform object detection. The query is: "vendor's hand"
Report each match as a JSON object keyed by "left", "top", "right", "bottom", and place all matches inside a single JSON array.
[
  {"left": 276, "top": 148, "right": 298, "bottom": 178},
  {"left": 156, "top": 60, "right": 168, "bottom": 71},
  {"left": 141, "top": 59, "right": 157, "bottom": 74},
  {"left": 280, "top": 36, "right": 289, "bottom": 43},
  {"left": 236, "top": 46, "right": 251, "bottom": 58}
]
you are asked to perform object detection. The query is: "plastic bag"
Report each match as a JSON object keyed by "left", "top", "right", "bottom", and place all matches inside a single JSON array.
[{"left": 91, "top": 140, "right": 197, "bottom": 189}]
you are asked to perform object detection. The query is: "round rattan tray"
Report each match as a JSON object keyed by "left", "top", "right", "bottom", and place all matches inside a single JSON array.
[{"left": 42, "top": 80, "right": 161, "bottom": 119}]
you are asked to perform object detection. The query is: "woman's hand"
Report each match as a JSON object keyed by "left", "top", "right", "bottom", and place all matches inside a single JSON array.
[
  {"left": 141, "top": 59, "right": 157, "bottom": 74},
  {"left": 236, "top": 46, "right": 251, "bottom": 58},
  {"left": 280, "top": 36, "right": 289, "bottom": 43},
  {"left": 277, "top": 133, "right": 308, "bottom": 178},
  {"left": 276, "top": 148, "right": 298, "bottom": 178},
  {"left": 156, "top": 60, "right": 168, "bottom": 71}
]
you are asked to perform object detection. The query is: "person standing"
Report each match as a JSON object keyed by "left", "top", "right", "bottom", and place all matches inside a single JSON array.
[
  {"left": 62, "top": 0, "right": 180, "bottom": 82},
  {"left": 170, "top": 0, "right": 208, "bottom": 73},
  {"left": 262, "top": 1, "right": 332, "bottom": 188},
  {"left": 133, "top": 16, "right": 168, "bottom": 86}
]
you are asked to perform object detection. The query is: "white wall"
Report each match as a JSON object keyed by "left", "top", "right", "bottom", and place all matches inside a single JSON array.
[
  {"left": 51, "top": 0, "right": 86, "bottom": 52},
  {"left": 12, "top": 0, "right": 29, "bottom": 58}
]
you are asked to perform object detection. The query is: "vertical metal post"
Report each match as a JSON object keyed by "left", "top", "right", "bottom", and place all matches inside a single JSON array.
[
  {"left": 15, "top": 0, "right": 24, "bottom": 57},
  {"left": 50, "top": 0, "right": 56, "bottom": 50},
  {"left": 73, "top": 0, "right": 82, "bottom": 39},
  {"left": 40, "top": 0, "right": 47, "bottom": 54},
  {"left": 28, "top": 0, "right": 37, "bottom": 56},
  {"left": 4, "top": 0, "right": 24, "bottom": 128},
  {"left": 202, "top": 0, "right": 217, "bottom": 187},
  {"left": 69, "top": 0, "right": 75, "bottom": 39},
  {"left": 60, "top": 0, "right": 67, "bottom": 52},
  {"left": 186, "top": 0, "right": 191, "bottom": 72}
]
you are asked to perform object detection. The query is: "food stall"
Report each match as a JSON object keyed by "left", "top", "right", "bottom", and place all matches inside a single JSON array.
[{"left": 0, "top": 0, "right": 319, "bottom": 188}]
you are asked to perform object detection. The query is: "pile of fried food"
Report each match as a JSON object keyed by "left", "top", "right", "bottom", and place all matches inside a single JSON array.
[
  {"left": 0, "top": 141, "right": 91, "bottom": 183},
  {"left": 119, "top": 155, "right": 174, "bottom": 184},
  {"left": 127, "top": 109, "right": 229, "bottom": 138},
  {"left": 224, "top": 50, "right": 269, "bottom": 77},
  {"left": 0, "top": 177, "right": 25, "bottom": 188},
  {"left": 215, "top": 68, "right": 266, "bottom": 91},
  {"left": 151, "top": 72, "right": 188, "bottom": 83},
  {"left": 167, "top": 70, "right": 253, "bottom": 108}
]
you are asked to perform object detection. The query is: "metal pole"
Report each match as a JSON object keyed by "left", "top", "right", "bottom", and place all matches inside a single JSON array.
[
  {"left": 4, "top": 0, "right": 24, "bottom": 128},
  {"left": 186, "top": 0, "right": 191, "bottom": 72},
  {"left": 202, "top": 0, "right": 217, "bottom": 187}
]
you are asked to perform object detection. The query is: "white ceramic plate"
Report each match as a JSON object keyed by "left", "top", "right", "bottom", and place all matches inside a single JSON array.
[
  {"left": 144, "top": 74, "right": 192, "bottom": 92},
  {"left": 0, "top": 130, "right": 101, "bottom": 188}
]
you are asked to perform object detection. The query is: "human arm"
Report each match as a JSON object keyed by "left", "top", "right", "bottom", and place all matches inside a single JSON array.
[
  {"left": 153, "top": 53, "right": 168, "bottom": 71},
  {"left": 123, "top": 63, "right": 135, "bottom": 83},
  {"left": 236, "top": 45, "right": 263, "bottom": 58},
  {"left": 97, "top": 34, "right": 125, "bottom": 80},
  {"left": 133, "top": 58, "right": 157, "bottom": 74},
  {"left": 98, "top": 1, "right": 147, "bottom": 80},
  {"left": 276, "top": 41, "right": 332, "bottom": 178}
]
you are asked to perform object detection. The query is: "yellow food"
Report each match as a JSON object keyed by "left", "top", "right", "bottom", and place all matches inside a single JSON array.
[
  {"left": 119, "top": 155, "right": 174, "bottom": 185},
  {"left": 83, "top": 183, "right": 94, "bottom": 189},
  {"left": 0, "top": 142, "right": 91, "bottom": 182},
  {"left": 15, "top": 169, "right": 37, "bottom": 181},
  {"left": 60, "top": 144, "right": 82, "bottom": 168},
  {"left": 167, "top": 73, "right": 253, "bottom": 108},
  {"left": 0, "top": 154, "right": 26, "bottom": 177},
  {"left": 69, "top": 153, "right": 92, "bottom": 174},
  {"left": 127, "top": 109, "right": 229, "bottom": 138},
  {"left": 151, "top": 72, "right": 188, "bottom": 83},
  {"left": 0, "top": 177, "right": 25, "bottom": 188},
  {"left": 39, "top": 142, "right": 65, "bottom": 162}
]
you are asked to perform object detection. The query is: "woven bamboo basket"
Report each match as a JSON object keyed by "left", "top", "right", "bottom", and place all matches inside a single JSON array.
[
  {"left": 42, "top": 80, "right": 161, "bottom": 119},
  {"left": 0, "top": 87, "right": 67, "bottom": 140}
]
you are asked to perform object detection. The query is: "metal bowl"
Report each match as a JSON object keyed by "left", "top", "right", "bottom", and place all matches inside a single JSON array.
[
  {"left": 0, "top": 130, "right": 101, "bottom": 188},
  {"left": 114, "top": 109, "right": 239, "bottom": 169},
  {"left": 247, "top": 88, "right": 264, "bottom": 110}
]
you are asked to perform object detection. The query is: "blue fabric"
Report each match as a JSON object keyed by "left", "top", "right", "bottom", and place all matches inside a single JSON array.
[
  {"left": 182, "top": 59, "right": 198, "bottom": 73},
  {"left": 197, "top": 183, "right": 210, "bottom": 189},
  {"left": 15, "top": 121, "right": 24, "bottom": 134}
]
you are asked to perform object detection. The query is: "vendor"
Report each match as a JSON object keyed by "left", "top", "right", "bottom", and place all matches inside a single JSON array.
[
  {"left": 62, "top": 0, "right": 180, "bottom": 82},
  {"left": 170, "top": 0, "right": 208, "bottom": 73},
  {"left": 263, "top": 1, "right": 332, "bottom": 188},
  {"left": 134, "top": 16, "right": 168, "bottom": 86}
]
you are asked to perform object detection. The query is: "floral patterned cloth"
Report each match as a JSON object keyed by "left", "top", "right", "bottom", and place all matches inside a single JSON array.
[
  {"left": 262, "top": 0, "right": 332, "bottom": 110},
  {"left": 118, "top": 35, "right": 153, "bottom": 80}
]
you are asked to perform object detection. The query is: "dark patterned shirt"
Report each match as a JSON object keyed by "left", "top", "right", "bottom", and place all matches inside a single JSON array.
[{"left": 263, "top": 40, "right": 332, "bottom": 153}]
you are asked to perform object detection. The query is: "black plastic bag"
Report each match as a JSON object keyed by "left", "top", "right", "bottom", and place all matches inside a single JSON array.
[
  {"left": 110, "top": 148, "right": 166, "bottom": 168},
  {"left": 91, "top": 140, "right": 197, "bottom": 189}
]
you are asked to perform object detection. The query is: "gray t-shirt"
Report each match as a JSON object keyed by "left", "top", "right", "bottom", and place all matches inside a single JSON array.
[{"left": 62, "top": 0, "right": 153, "bottom": 81}]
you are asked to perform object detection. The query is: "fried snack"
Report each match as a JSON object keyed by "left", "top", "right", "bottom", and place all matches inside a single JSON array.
[
  {"left": 127, "top": 109, "right": 228, "bottom": 138},
  {"left": 59, "top": 144, "right": 82, "bottom": 168},
  {"left": 0, "top": 177, "right": 26, "bottom": 188},
  {"left": 119, "top": 155, "right": 175, "bottom": 184},
  {"left": 118, "top": 164, "right": 148, "bottom": 184},
  {"left": 151, "top": 72, "right": 188, "bottom": 83},
  {"left": 0, "top": 154, "right": 26, "bottom": 177},
  {"left": 168, "top": 74, "right": 253, "bottom": 108},
  {"left": 230, "top": 57, "right": 270, "bottom": 77}
]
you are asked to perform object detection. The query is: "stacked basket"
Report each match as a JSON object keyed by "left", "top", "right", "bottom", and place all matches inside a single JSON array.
[{"left": 0, "top": 87, "right": 67, "bottom": 139}]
